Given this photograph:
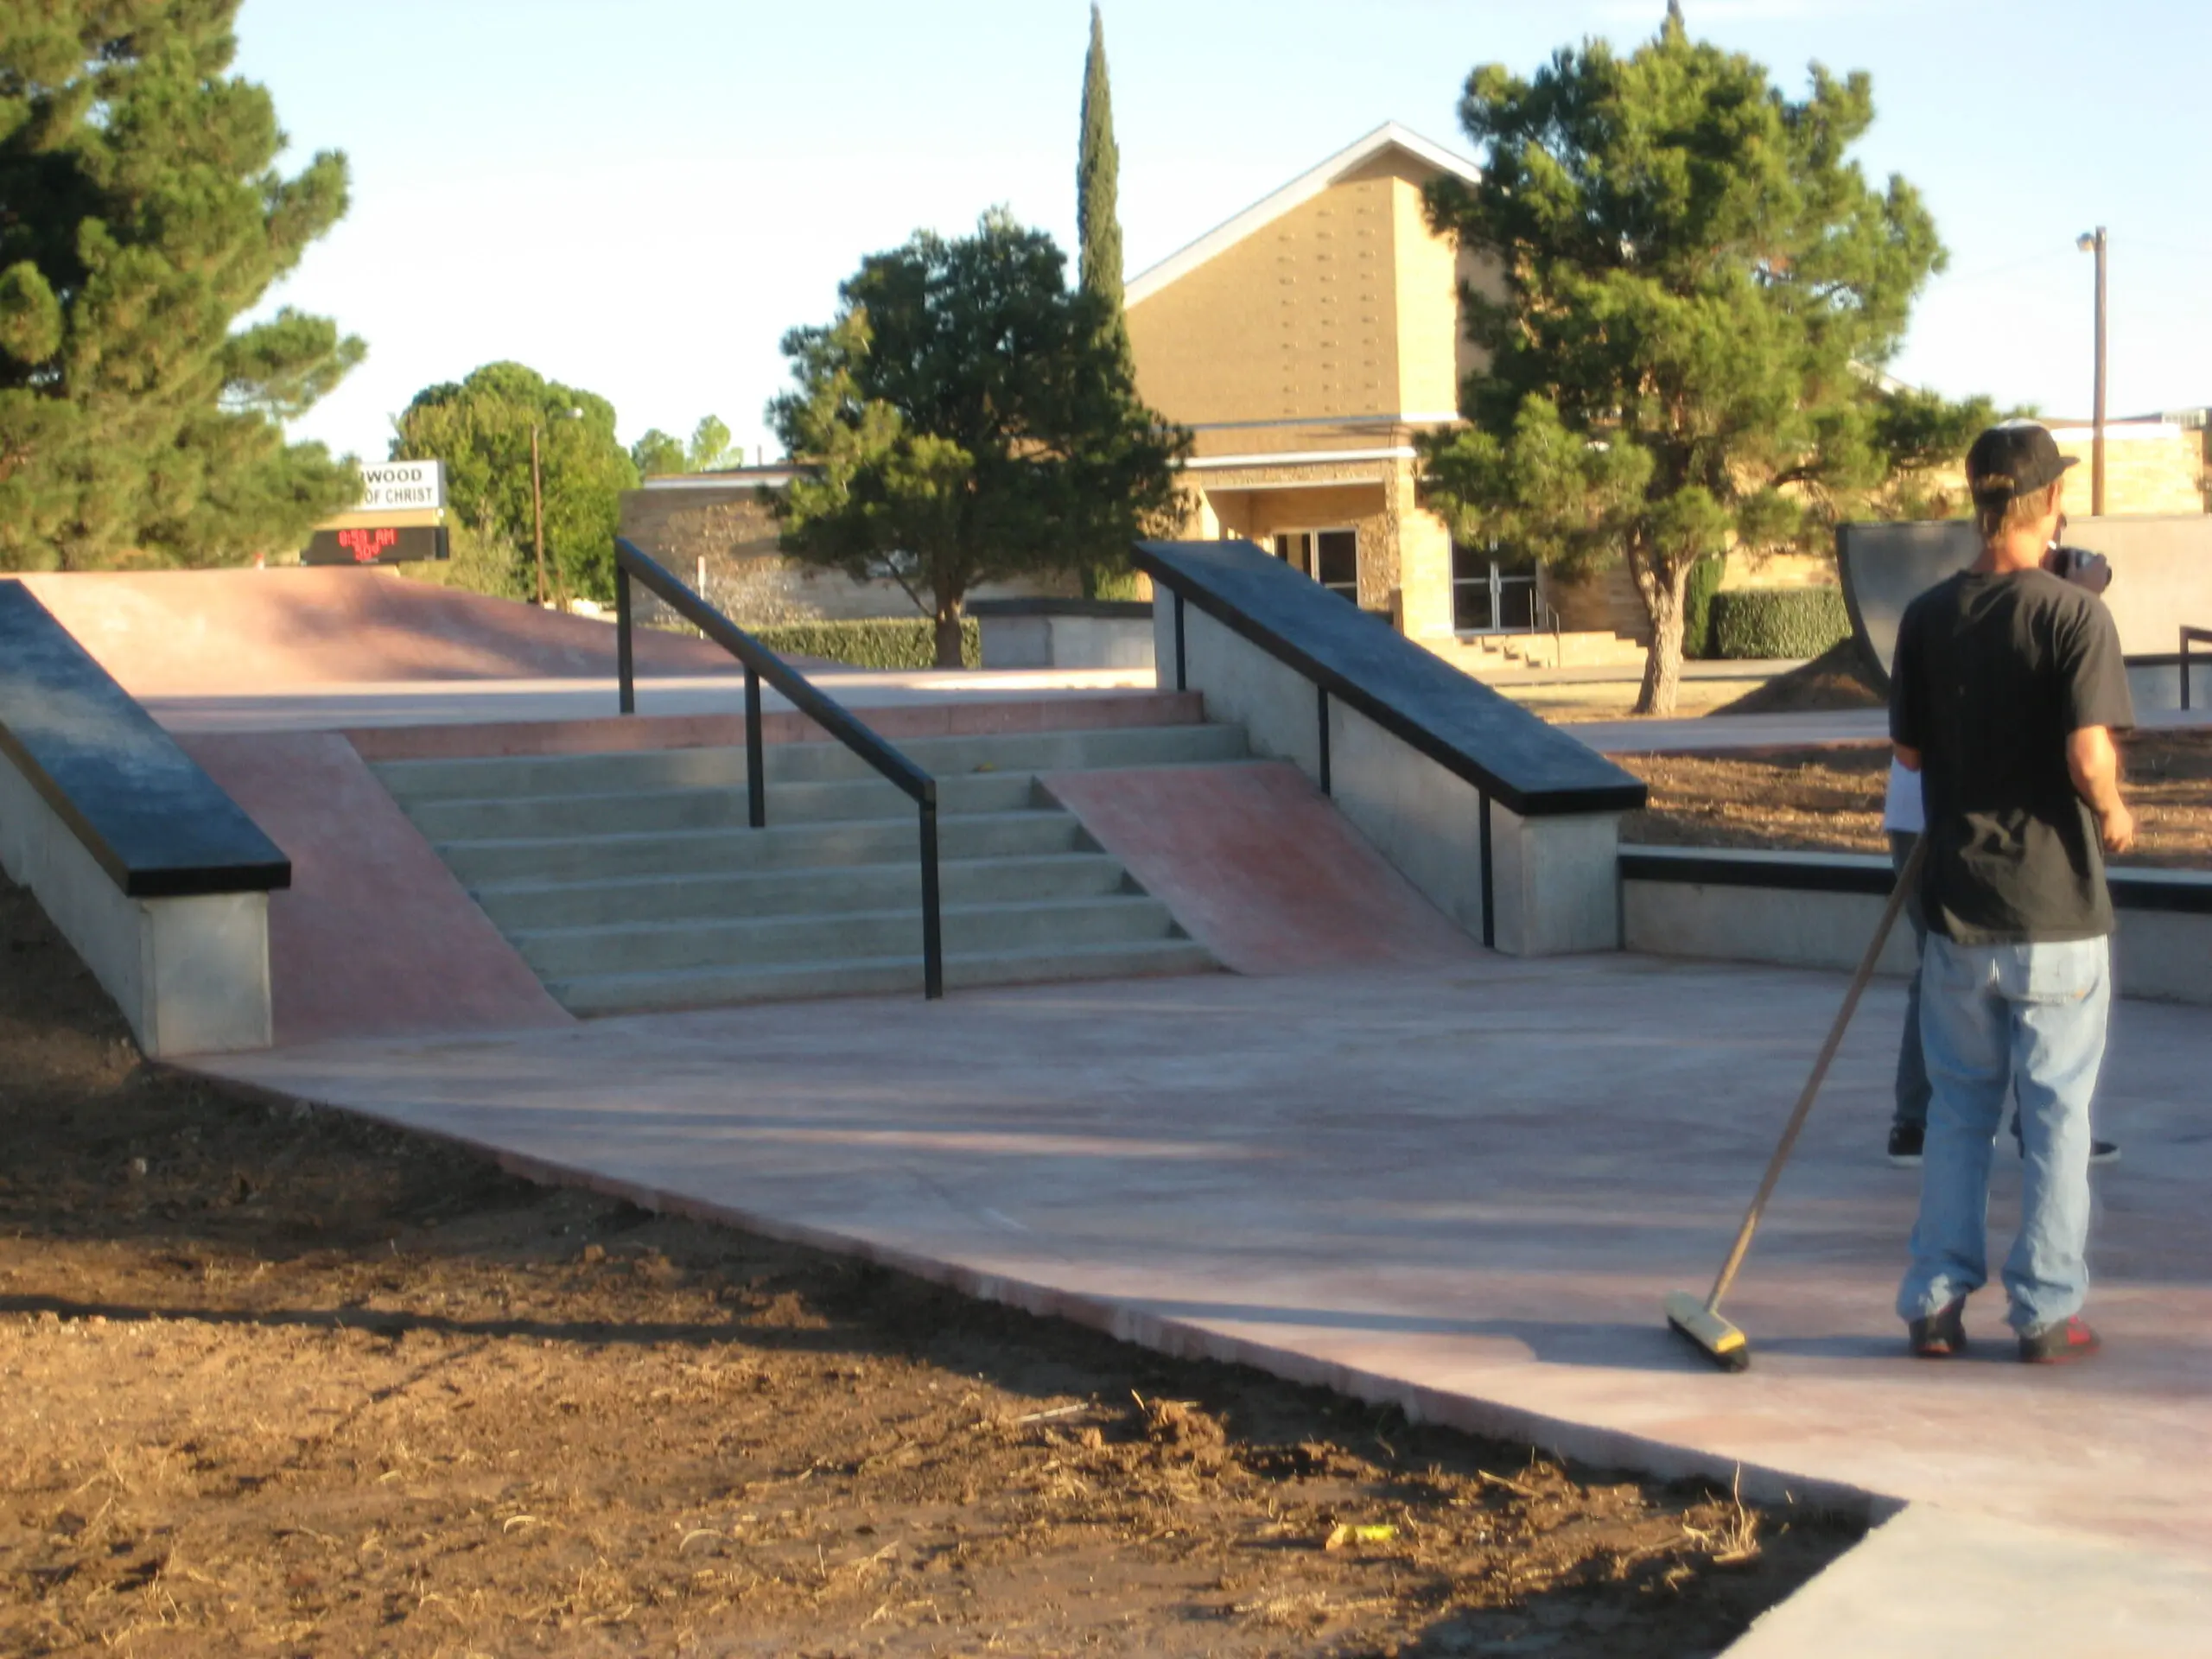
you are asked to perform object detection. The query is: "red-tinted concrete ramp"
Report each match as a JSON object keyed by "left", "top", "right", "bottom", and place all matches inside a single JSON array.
[
  {"left": 181, "top": 732, "right": 572, "bottom": 1047},
  {"left": 1042, "top": 762, "right": 1482, "bottom": 974},
  {"left": 16, "top": 568, "right": 741, "bottom": 696}
]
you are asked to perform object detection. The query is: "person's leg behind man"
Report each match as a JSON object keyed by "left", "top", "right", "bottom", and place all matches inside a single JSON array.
[
  {"left": 1898, "top": 934, "right": 2012, "bottom": 1332},
  {"left": 2002, "top": 937, "right": 2110, "bottom": 1347},
  {"left": 1889, "top": 831, "right": 1932, "bottom": 1164}
]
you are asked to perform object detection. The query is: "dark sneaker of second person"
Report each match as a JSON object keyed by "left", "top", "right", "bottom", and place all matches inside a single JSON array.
[
  {"left": 1887, "top": 1124, "right": 2120, "bottom": 1167},
  {"left": 2019, "top": 1315, "right": 2101, "bottom": 1364}
]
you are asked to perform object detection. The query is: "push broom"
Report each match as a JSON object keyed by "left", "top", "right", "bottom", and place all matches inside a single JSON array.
[{"left": 1666, "top": 837, "right": 1928, "bottom": 1371}]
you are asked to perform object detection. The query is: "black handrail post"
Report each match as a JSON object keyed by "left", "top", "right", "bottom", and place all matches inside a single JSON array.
[
  {"left": 743, "top": 667, "right": 766, "bottom": 829},
  {"left": 918, "top": 792, "right": 944, "bottom": 1000},
  {"left": 2184, "top": 626, "right": 2195, "bottom": 713},
  {"left": 611, "top": 537, "right": 943, "bottom": 1001},
  {"left": 1173, "top": 592, "right": 1187, "bottom": 691},
  {"left": 1316, "top": 685, "right": 1332, "bottom": 796},
  {"left": 615, "top": 567, "right": 635, "bottom": 715},
  {"left": 1478, "top": 791, "right": 1497, "bottom": 950}
]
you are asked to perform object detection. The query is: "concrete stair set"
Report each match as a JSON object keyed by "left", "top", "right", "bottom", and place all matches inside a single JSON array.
[
  {"left": 373, "top": 722, "right": 1243, "bottom": 1014},
  {"left": 1433, "top": 630, "right": 1649, "bottom": 674}
]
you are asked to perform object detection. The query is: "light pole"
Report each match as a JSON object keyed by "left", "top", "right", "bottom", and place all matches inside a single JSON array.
[
  {"left": 2075, "top": 226, "right": 2107, "bottom": 517},
  {"left": 524, "top": 409, "right": 579, "bottom": 610}
]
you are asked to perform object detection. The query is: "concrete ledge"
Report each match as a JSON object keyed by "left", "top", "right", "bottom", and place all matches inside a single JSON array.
[
  {"left": 972, "top": 606, "right": 1156, "bottom": 671},
  {"left": 1622, "top": 846, "right": 2210, "bottom": 1004},
  {"left": 1, "top": 747, "right": 271, "bottom": 1054},
  {"left": 1160, "top": 601, "right": 1624, "bottom": 954}
]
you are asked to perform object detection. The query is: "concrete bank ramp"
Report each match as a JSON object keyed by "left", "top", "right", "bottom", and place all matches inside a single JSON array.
[
  {"left": 16, "top": 567, "right": 743, "bottom": 696},
  {"left": 1042, "top": 761, "right": 1484, "bottom": 974},
  {"left": 180, "top": 730, "right": 573, "bottom": 1047}
]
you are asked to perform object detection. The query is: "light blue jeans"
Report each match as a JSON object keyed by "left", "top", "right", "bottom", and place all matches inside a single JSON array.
[{"left": 1896, "top": 933, "right": 2111, "bottom": 1336}]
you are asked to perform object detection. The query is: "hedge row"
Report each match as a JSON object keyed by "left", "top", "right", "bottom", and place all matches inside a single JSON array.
[
  {"left": 1681, "top": 555, "right": 1725, "bottom": 659},
  {"left": 749, "top": 616, "right": 982, "bottom": 670},
  {"left": 1707, "top": 587, "right": 1851, "bottom": 661}
]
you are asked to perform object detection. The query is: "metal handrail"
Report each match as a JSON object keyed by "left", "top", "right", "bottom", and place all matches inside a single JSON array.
[
  {"left": 611, "top": 537, "right": 944, "bottom": 999},
  {"left": 2183, "top": 626, "right": 2212, "bottom": 713}
]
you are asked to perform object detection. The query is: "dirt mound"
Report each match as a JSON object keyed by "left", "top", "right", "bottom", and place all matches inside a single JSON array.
[{"left": 1707, "top": 639, "right": 1884, "bottom": 716}]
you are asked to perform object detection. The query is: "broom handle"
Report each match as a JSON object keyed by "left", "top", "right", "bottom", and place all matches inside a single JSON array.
[{"left": 1705, "top": 836, "right": 1928, "bottom": 1312}]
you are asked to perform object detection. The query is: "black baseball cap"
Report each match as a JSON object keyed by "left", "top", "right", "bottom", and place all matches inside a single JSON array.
[{"left": 1966, "top": 421, "right": 2076, "bottom": 505}]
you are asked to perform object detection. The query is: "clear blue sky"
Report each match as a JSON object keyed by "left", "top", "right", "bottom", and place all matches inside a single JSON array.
[{"left": 233, "top": 0, "right": 2211, "bottom": 464}]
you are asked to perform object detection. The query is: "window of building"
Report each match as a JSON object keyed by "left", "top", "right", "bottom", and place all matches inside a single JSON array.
[
  {"left": 1273, "top": 529, "right": 1359, "bottom": 603},
  {"left": 1452, "top": 540, "right": 1544, "bottom": 634}
]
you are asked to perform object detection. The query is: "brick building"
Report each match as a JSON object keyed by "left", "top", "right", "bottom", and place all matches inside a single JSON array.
[{"left": 1125, "top": 124, "right": 1490, "bottom": 645}]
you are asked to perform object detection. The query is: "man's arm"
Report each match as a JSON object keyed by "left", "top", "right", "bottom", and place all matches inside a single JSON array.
[
  {"left": 1893, "top": 743, "right": 1921, "bottom": 772},
  {"left": 2067, "top": 725, "right": 2135, "bottom": 855}
]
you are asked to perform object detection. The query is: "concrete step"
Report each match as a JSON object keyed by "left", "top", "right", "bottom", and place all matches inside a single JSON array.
[
  {"left": 374, "top": 722, "right": 1249, "bottom": 804},
  {"left": 437, "top": 807, "right": 1093, "bottom": 887},
  {"left": 512, "top": 893, "right": 1185, "bottom": 980},
  {"left": 473, "top": 852, "right": 1135, "bottom": 931},
  {"left": 548, "top": 936, "right": 1217, "bottom": 1016},
  {"left": 405, "top": 769, "right": 1046, "bottom": 843}
]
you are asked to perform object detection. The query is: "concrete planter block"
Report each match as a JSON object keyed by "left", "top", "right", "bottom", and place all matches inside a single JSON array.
[{"left": 0, "top": 748, "right": 273, "bottom": 1056}]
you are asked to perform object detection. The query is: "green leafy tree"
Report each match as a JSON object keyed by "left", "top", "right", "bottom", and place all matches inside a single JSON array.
[
  {"left": 767, "top": 211, "right": 1187, "bottom": 667},
  {"left": 629, "top": 427, "right": 686, "bottom": 479},
  {"left": 391, "top": 363, "right": 636, "bottom": 603},
  {"left": 686, "top": 414, "right": 735, "bottom": 471},
  {"left": 0, "top": 0, "right": 364, "bottom": 570},
  {"left": 1420, "top": 13, "right": 1984, "bottom": 714},
  {"left": 629, "top": 414, "right": 738, "bottom": 479}
]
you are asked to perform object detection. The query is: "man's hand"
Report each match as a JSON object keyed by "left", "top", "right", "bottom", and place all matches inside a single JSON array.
[
  {"left": 2044, "top": 544, "right": 2114, "bottom": 595},
  {"left": 2098, "top": 802, "right": 2137, "bottom": 855},
  {"left": 2066, "top": 725, "right": 2133, "bottom": 855}
]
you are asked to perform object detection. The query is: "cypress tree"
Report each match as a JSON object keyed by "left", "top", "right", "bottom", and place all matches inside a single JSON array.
[
  {"left": 0, "top": 2, "right": 363, "bottom": 571},
  {"left": 1077, "top": 4, "right": 1126, "bottom": 336}
]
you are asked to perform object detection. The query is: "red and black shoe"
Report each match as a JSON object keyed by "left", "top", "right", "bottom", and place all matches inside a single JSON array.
[
  {"left": 2018, "top": 1315, "right": 2101, "bottom": 1365},
  {"left": 1908, "top": 1298, "right": 1967, "bottom": 1359}
]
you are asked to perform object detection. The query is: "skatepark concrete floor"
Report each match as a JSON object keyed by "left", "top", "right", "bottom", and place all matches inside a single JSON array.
[
  {"left": 0, "top": 874, "right": 1855, "bottom": 1658},
  {"left": 194, "top": 953, "right": 2212, "bottom": 1656}
]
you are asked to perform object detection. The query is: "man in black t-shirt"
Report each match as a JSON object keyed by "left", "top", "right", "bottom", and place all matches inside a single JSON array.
[{"left": 1890, "top": 422, "right": 2135, "bottom": 1366}]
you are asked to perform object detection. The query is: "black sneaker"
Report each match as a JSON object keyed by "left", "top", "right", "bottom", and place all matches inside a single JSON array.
[
  {"left": 2018, "top": 1314, "right": 2101, "bottom": 1364},
  {"left": 1886, "top": 1124, "right": 1923, "bottom": 1167},
  {"left": 1908, "top": 1297, "right": 1967, "bottom": 1359},
  {"left": 2008, "top": 1131, "right": 2121, "bottom": 1166}
]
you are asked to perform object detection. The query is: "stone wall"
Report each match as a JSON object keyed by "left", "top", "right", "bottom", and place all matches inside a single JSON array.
[{"left": 617, "top": 482, "right": 1077, "bottom": 627}]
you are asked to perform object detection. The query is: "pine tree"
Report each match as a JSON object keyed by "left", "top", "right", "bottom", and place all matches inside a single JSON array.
[
  {"left": 1421, "top": 19, "right": 1982, "bottom": 715},
  {"left": 0, "top": 2, "right": 362, "bottom": 571},
  {"left": 1077, "top": 4, "right": 1126, "bottom": 338},
  {"left": 768, "top": 213, "right": 1187, "bottom": 667}
]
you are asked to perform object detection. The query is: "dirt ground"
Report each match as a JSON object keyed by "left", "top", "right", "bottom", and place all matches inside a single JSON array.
[
  {"left": 0, "top": 876, "right": 1856, "bottom": 1657},
  {"left": 1622, "top": 729, "right": 2212, "bottom": 868},
  {"left": 1492, "top": 678, "right": 1777, "bottom": 724}
]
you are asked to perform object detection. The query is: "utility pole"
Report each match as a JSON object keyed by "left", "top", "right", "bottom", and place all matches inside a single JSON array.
[
  {"left": 2076, "top": 226, "right": 2107, "bottom": 516},
  {"left": 526, "top": 424, "right": 543, "bottom": 606}
]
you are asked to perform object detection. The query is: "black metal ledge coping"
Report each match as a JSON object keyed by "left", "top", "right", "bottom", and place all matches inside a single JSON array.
[
  {"left": 1133, "top": 538, "right": 1647, "bottom": 818},
  {"left": 0, "top": 582, "right": 289, "bottom": 899},
  {"left": 1621, "top": 845, "right": 2212, "bottom": 915},
  {"left": 963, "top": 598, "right": 1153, "bottom": 620}
]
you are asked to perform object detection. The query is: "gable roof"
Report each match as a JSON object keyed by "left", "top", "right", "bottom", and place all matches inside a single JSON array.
[{"left": 1125, "top": 122, "right": 1480, "bottom": 308}]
